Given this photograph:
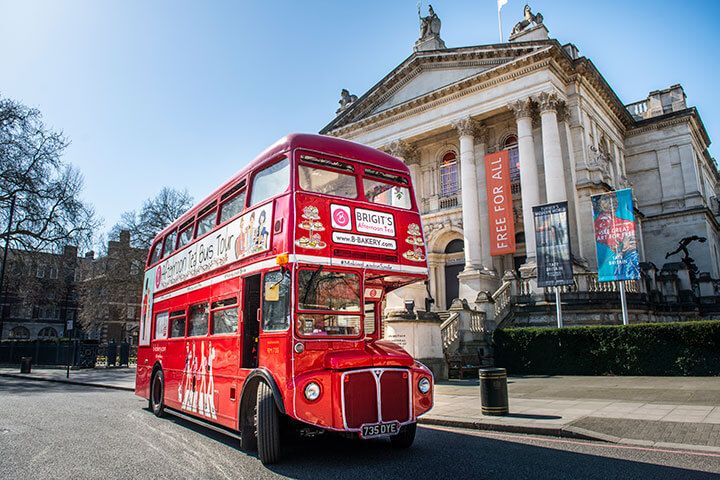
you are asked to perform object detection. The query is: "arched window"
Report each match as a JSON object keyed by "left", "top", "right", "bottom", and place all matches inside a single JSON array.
[
  {"left": 503, "top": 135, "right": 520, "bottom": 183},
  {"left": 439, "top": 151, "right": 459, "bottom": 197},
  {"left": 444, "top": 239, "right": 464, "bottom": 254},
  {"left": 38, "top": 327, "right": 58, "bottom": 338},
  {"left": 10, "top": 326, "right": 30, "bottom": 339}
]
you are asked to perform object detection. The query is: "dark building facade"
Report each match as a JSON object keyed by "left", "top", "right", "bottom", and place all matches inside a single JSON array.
[{"left": 0, "top": 231, "right": 146, "bottom": 344}]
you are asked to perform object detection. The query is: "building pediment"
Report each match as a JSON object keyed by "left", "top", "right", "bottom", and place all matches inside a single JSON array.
[
  {"left": 321, "top": 43, "right": 553, "bottom": 134},
  {"left": 371, "top": 63, "right": 496, "bottom": 115}
]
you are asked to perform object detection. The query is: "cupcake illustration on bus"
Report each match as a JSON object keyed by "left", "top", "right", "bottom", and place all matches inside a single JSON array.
[
  {"left": 403, "top": 223, "right": 426, "bottom": 262},
  {"left": 295, "top": 205, "right": 327, "bottom": 250}
]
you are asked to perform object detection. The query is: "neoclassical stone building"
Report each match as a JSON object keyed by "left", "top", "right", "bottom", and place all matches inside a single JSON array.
[{"left": 320, "top": 7, "right": 720, "bottom": 332}]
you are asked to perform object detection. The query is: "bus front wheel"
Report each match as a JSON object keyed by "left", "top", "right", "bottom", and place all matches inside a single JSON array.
[
  {"left": 150, "top": 370, "right": 166, "bottom": 418},
  {"left": 390, "top": 422, "right": 416, "bottom": 448},
  {"left": 256, "top": 381, "right": 281, "bottom": 464}
]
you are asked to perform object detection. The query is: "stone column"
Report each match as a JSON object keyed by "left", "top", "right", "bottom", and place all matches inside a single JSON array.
[
  {"left": 452, "top": 117, "right": 483, "bottom": 271},
  {"left": 510, "top": 98, "right": 540, "bottom": 263},
  {"left": 453, "top": 118, "right": 498, "bottom": 304},
  {"left": 474, "top": 128, "right": 494, "bottom": 271},
  {"left": 538, "top": 92, "right": 567, "bottom": 203}
]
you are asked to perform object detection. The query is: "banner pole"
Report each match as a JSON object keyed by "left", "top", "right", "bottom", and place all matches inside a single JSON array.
[
  {"left": 619, "top": 281, "right": 629, "bottom": 325},
  {"left": 498, "top": 7, "right": 503, "bottom": 42},
  {"left": 555, "top": 289, "right": 563, "bottom": 328}
]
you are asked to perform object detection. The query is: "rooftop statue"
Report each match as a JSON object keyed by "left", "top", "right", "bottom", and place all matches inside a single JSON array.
[
  {"left": 336, "top": 89, "right": 358, "bottom": 114},
  {"left": 418, "top": 4, "right": 441, "bottom": 40},
  {"left": 511, "top": 4, "right": 544, "bottom": 36}
]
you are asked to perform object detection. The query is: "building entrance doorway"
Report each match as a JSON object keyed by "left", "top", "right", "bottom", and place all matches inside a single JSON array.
[{"left": 443, "top": 239, "right": 464, "bottom": 309}]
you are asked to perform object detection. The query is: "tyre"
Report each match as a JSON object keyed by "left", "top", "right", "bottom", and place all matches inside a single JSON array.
[
  {"left": 150, "top": 370, "right": 166, "bottom": 418},
  {"left": 390, "top": 422, "right": 416, "bottom": 449},
  {"left": 240, "top": 399, "right": 257, "bottom": 452},
  {"left": 256, "top": 381, "right": 281, "bottom": 464}
]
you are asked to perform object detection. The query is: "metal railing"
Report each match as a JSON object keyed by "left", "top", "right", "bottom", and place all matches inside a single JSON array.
[{"left": 439, "top": 195, "right": 459, "bottom": 210}]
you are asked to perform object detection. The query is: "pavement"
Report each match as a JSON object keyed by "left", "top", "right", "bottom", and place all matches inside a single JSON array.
[{"left": 2, "top": 366, "right": 720, "bottom": 454}]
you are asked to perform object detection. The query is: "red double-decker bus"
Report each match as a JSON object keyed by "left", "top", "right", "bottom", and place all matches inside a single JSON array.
[{"left": 135, "top": 133, "right": 433, "bottom": 464}]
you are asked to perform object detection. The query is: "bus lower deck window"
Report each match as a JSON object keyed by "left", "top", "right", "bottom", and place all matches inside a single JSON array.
[
  {"left": 188, "top": 303, "right": 209, "bottom": 336},
  {"left": 212, "top": 298, "right": 239, "bottom": 334},
  {"left": 169, "top": 311, "right": 186, "bottom": 338}
]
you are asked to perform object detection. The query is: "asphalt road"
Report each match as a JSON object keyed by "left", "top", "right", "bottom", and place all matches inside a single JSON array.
[{"left": 1, "top": 376, "right": 719, "bottom": 480}]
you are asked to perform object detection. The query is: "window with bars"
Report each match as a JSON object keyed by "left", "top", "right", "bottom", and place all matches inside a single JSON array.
[
  {"left": 503, "top": 135, "right": 520, "bottom": 184},
  {"left": 439, "top": 151, "right": 459, "bottom": 197}
]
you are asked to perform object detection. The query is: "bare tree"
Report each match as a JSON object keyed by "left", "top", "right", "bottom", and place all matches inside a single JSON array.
[
  {"left": 0, "top": 95, "right": 99, "bottom": 252},
  {"left": 111, "top": 187, "right": 193, "bottom": 249}
]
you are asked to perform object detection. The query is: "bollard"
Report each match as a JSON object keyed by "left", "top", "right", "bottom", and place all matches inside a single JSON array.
[
  {"left": 479, "top": 367, "right": 509, "bottom": 416},
  {"left": 20, "top": 356, "right": 32, "bottom": 374}
]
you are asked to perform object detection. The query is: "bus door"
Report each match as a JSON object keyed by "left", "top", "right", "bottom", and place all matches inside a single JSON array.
[{"left": 242, "top": 274, "right": 261, "bottom": 369}]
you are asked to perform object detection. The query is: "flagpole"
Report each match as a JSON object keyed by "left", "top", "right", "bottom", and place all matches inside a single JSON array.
[{"left": 498, "top": 6, "right": 503, "bottom": 42}]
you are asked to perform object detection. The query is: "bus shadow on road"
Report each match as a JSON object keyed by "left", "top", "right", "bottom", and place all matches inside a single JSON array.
[
  {"left": 267, "top": 426, "right": 717, "bottom": 480},
  {"left": 158, "top": 406, "right": 718, "bottom": 480}
]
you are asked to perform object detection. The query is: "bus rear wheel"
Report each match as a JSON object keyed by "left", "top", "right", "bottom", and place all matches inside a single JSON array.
[
  {"left": 150, "top": 370, "right": 166, "bottom": 418},
  {"left": 390, "top": 422, "right": 416, "bottom": 448},
  {"left": 256, "top": 381, "right": 281, "bottom": 464}
]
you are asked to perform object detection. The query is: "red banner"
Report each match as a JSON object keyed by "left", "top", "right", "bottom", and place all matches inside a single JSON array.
[{"left": 484, "top": 150, "right": 516, "bottom": 256}]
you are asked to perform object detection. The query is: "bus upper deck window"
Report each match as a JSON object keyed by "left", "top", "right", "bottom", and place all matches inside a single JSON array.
[
  {"left": 250, "top": 157, "right": 289, "bottom": 207},
  {"left": 363, "top": 174, "right": 412, "bottom": 210},
  {"left": 195, "top": 203, "right": 217, "bottom": 238},
  {"left": 298, "top": 155, "right": 357, "bottom": 199},
  {"left": 149, "top": 241, "right": 162, "bottom": 265},
  {"left": 219, "top": 191, "right": 246, "bottom": 224},
  {"left": 177, "top": 221, "right": 194, "bottom": 249},
  {"left": 162, "top": 230, "right": 177, "bottom": 258}
]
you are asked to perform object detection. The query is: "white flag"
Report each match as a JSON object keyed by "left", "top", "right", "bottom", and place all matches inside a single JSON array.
[{"left": 498, "top": 0, "right": 508, "bottom": 11}]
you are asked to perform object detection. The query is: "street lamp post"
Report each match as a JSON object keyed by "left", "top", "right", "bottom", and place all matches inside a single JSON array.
[{"left": 0, "top": 194, "right": 17, "bottom": 340}]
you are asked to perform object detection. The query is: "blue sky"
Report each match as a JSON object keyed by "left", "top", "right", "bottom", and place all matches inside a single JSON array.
[{"left": 1, "top": 0, "right": 718, "bottom": 238}]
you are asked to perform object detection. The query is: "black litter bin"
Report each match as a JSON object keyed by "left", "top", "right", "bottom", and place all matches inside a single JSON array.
[
  {"left": 20, "top": 356, "right": 32, "bottom": 374},
  {"left": 479, "top": 367, "right": 509, "bottom": 416}
]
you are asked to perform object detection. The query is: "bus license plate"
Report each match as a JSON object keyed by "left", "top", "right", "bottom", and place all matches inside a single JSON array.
[{"left": 361, "top": 421, "right": 400, "bottom": 438}]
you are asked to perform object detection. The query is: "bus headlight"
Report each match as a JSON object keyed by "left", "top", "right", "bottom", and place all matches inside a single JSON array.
[
  {"left": 418, "top": 377, "right": 431, "bottom": 394},
  {"left": 304, "top": 382, "right": 321, "bottom": 401}
]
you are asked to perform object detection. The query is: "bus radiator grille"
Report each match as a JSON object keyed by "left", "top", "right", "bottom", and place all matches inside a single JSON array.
[
  {"left": 343, "top": 371, "right": 378, "bottom": 429},
  {"left": 342, "top": 369, "right": 411, "bottom": 429},
  {"left": 380, "top": 370, "right": 410, "bottom": 423}
]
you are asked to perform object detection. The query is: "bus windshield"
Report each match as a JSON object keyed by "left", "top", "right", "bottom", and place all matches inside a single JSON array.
[{"left": 297, "top": 268, "right": 362, "bottom": 337}]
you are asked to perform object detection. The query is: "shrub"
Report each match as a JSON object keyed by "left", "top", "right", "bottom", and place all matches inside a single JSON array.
[{"left": 493, "top": 321, "right": 720, "bottom": 376}]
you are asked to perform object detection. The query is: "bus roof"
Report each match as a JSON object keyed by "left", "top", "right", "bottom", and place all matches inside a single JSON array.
[{"left": 152, "top": 133, "right": 409, "bottom": 245}]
